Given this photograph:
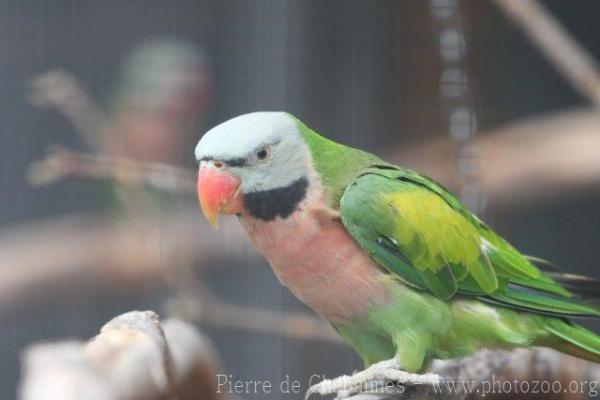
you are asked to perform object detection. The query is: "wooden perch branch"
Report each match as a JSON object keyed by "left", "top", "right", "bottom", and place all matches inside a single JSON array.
[
  {"left": 493, "top": 0, "right": 600, "bottom": 107},
  {"left": 343, "top": 348, "right": 600, "bottom": 400},
  {"left": 19, "top": 311, "right": 224, "bottom": 400},
  {"left": 18, "top": 312, "right": 600, "bottom": 400}
]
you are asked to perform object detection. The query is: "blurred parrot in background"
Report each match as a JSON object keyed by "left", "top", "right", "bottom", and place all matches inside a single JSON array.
[{"left": 195, "top": 112, "right": 600, "bottom": 396}]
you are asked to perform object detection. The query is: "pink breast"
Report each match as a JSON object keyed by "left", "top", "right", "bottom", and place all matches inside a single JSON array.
[{"left": 240, "top": 207, "right": 388, "bottom": 323}]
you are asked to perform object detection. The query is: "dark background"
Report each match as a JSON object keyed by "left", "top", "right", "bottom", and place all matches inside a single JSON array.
[{"left": 1, "top": 1, "right": 599, "bottom": 399}]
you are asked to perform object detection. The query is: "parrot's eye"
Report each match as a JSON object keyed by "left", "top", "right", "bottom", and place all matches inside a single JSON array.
[{"left": 254, "top": 145, "right": 271, "bottom": 162}]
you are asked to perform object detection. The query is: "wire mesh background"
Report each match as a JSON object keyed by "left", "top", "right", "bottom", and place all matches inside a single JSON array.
[{"left": 1, "top": 1, "right": 600, "bottom": 399}]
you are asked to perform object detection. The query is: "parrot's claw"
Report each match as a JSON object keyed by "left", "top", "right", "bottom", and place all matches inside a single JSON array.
[{"left": 305, "top": 358, "right": 441, "bottom": 399}]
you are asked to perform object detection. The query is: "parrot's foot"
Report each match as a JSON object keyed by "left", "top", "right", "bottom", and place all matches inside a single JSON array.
[{"left": 305, "top": 358, "right": 441, "bottom": 399}]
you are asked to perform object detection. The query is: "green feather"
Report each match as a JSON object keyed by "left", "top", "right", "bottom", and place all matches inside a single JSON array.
[
  {"left": 544, "top": 319, "right": 600, "bottom": 362},
  {"left": 291, "top": 118, "right": 600, "bottom": 370},
  {"left": 449, "top": 262, "right": 468, "bottom": 280},
  {"left": 339, "top": 165, "right": 599, "bottom": 319},
  {"left": 420, "top": 267, "right": 457, "bottom": 300},
  {"left": 468, "top": 252, "right": 498, "bottom": 294}
]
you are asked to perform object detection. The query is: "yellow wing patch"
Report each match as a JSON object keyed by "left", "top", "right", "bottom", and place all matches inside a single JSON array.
[{"left": 381, "top": 190, "right": 482, "bottom": 273}]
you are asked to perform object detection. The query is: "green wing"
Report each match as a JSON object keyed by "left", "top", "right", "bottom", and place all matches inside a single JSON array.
[{"left": 340, "top": 166, "right": 600, "bottom": 317}]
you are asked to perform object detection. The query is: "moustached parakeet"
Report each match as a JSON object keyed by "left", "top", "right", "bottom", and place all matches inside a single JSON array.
[{"left": 194, "top": 112, "right": 600, "bottom": 394}]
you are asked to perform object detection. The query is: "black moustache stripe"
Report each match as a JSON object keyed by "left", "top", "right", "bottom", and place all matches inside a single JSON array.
[{"left": 244, "top": 177, "right": 308, "bottom": 221}]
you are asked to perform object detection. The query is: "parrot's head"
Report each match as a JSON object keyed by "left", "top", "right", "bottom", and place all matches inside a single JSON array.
[{"left": 194, "top": 112, "right": 313, "bottom": 228}]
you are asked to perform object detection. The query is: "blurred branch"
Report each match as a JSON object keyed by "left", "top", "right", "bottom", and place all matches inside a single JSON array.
[
  {"left": 19, "top": 311, "right": 225, "bottom": 400},
  {"left": 0, "top": 212, "right": 340, "bottom": 344},
  {"left": 29, "top": 146, "right": 196, "bottom": 194},
  {"left": 338, "top": 348, "right": 600, "bottom": 400},
  {"left": 28, "top": 69, "right": 107, "bottom": 148},
  {"left": 493, "top": 0, "right": 600, "bottom": 107},
  {"left": 395, "top": 108, "right": 600, "bottom": 206},
  {"left": 167, "top": 283, "right": 341, "bottom": 343},
  {"left": 0, "top": 211, "right": 234, "bottom": 310},
  {"left": 29, "top": 108, "right": 600, "bottom": 207}
]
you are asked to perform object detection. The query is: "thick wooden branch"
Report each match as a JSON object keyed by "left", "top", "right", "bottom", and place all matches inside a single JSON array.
[
  {"left": 19, "top": 311, "right": 224, "bottom": 400},
  {"left": 344, "top": 348, "right": 600, "bottom": 400},
  {"left": 19, "top": 313, "right": 600, "bottom": 400}
]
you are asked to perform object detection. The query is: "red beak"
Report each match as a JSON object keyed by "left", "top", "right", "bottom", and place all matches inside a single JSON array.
[{"left": 197, "top": 164, "right": 242, "bottom": 228}]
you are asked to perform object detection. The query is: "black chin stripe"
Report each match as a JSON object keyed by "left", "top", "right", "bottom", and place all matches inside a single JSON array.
[{"left": 244, "top": 177, "right": 308, "bottom": 221}]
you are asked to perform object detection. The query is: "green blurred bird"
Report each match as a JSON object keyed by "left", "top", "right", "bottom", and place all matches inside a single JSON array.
[{"left": 195, "top": 112, "right": 600, "bottom": 395}]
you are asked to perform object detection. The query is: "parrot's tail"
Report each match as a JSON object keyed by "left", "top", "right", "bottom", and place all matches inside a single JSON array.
[{"left": 543, "top": 318, "right": 600, "bottom": 364}]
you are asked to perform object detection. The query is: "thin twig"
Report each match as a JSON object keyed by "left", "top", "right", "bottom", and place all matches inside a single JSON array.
[
  {"left": 28, "top": 146, "right": 197, "bottom": 194},
  {"left": 28, "top": 69, "right": 107, "bottom": 148},
  {"left": 493, "top": 0, "right": 600, "bottom": 107}
]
